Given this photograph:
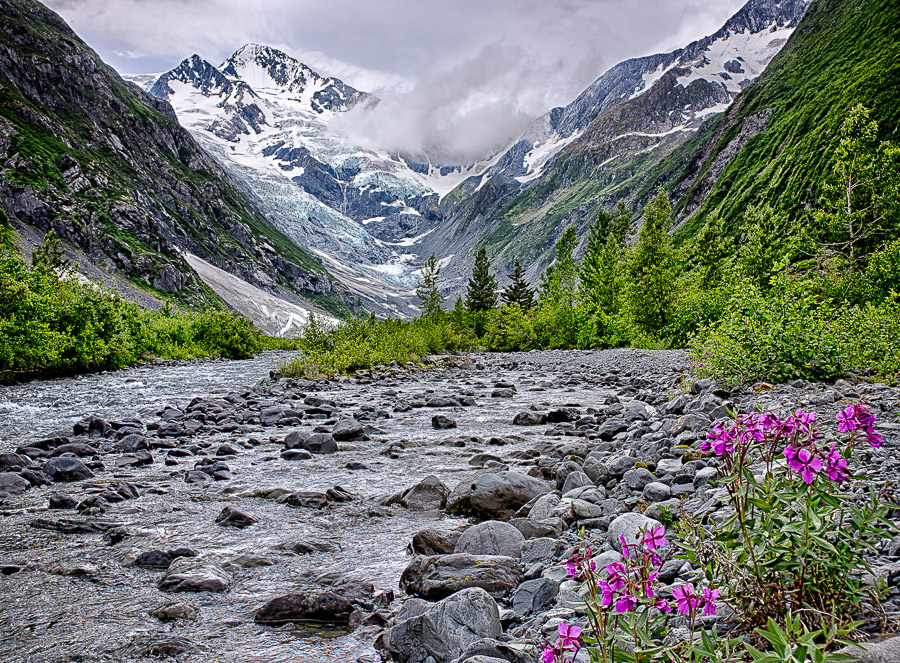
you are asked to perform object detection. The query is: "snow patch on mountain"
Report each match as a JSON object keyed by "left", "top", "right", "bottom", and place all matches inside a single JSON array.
[{"left": 676, "top": 24, "right": 794, "bottom": 93}]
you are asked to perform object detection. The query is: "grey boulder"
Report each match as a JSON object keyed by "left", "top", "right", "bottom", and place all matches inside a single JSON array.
[
  {"left": 399, "top": 553, "right": 522, "bottom": 600},
  {"left": 43, "top": 457, "right": 94, "bottom": 482},
  {"left": 455, "top": 520, "right": 525, "bottom": 558},
  {"left": 398, "top": 475, "right": 450, "bottom": 512},
  {"left": 254, "top": 590, "right": 355, "bottom": 624},
  {"left": 0, "top": 473, "right": 31, "bottom": 498},
  {"left": 331, "top": 418, "right": 369, "bottom": 442},
  {"left": 512, "top": 577, "right": 559, "bottom": 616},
  {"left": 158, "top": 558, "right": 231, "bottom": 593},
  {"left": 383, "top": 587, "right": 501, "bottom": 663},
  {"left": 447, "top": 471, "right": 551, "bottom": 520}
]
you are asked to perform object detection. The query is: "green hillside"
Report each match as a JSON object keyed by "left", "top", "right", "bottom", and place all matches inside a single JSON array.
[{"left": 670, "top": 0, "right": 900, "bottom": 237}]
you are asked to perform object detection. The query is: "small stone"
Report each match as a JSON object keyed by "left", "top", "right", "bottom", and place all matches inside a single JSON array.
[
  {"left": 151, "top": 602, "right": 200, "bottom": 621},
  {"left": 0, "top": 473, "right": 31, "bottom": 498},
  {"left": 512, "top": 412, "right": 547, "bottom": 426},
  {"left": 643, "top": 482, "right": 672, "bottom": 502},
  {"left": 42, "top": 457, "right": 94, "bottom": 482},
  {"left": 332, "top": 418, "right": 369, "bottom": 441},
  {"left": 215, "top": 506, "right": 256, "bottom": 528},
  {"left": 432, "top": 415, "right": 457, "bottom": 429},
  {"left": 455, "top": 521, "right": 525, "bottom": 558}
]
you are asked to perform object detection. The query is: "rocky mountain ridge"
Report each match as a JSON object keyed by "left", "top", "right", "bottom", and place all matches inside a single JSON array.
[
  {"left": 424, "top": 0, "right": 813, "bottom": 288},
  {"left": 0, "top": 0, "right": 350, "bottom": 331},
  {"left": 140, "top": 45, "right": 491, "bottom": 316},
  {"left": 137, "top": 0, "right": 812, "bottom": 304}
]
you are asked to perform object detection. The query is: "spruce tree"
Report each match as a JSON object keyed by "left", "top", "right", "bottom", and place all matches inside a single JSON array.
[
  {"left": 502, "top": 258, "right": 535, "bottom": 311},
  {"left": 416, "top": 253, "right": 444, "bottom": 317},
  {"left": 465, "top": 246, "right": 498, "bottom": 312},
  {"left": 580, "top": 203, "right": 631, "bottom": 311},
  {"left": 623, "top": 189, "right": 676, "bottom": 333},
  {"left": 694, "top": 212, "right": 731, "bottom": 289}
]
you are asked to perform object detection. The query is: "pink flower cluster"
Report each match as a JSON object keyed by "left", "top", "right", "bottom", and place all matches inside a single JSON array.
[
  {"left": 837, "top": 403, "right": 884, "bottom": 447},
  {"left": 565, "top": 526, "right": 719, "bottom": 619},
  {"left": 541, "top": 623, "right": 581, "bottom": 663},
  {"left": 702, "top": 404, "right": 884, "bottom": 485}
]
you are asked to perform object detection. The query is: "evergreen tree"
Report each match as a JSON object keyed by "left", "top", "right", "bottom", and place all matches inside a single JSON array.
[
  {"left": 465, "top": 246, "right": 498, "bottom": 312},
  {"left": 623, "top": 189, "right": 677, "bottom": 333},
  {"left": 502, "top": 258, "right": 535, "bottom": 311},
  {"left": 415, "top": 253, "right": 444, "bottom": 317},
  {"left": 693, "top": 212, "right": 732, "bottom": 289},
  {"left": 580, "top": 203, "right": 631, "bottom": 311}
]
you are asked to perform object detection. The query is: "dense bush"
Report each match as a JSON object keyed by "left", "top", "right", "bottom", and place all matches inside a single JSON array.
[
  {"left": 483, "top": 305, "right": 535, "bottom": 352},
  {"left": 0, "top": 245, "right": 267, "bottom": 379},
  {"left": 690, "top": 274, "right": 900, "bottom": 384}
]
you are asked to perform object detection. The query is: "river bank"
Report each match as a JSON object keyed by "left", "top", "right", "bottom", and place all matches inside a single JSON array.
[{"left": 0, "top": 349, "right": 897, "bottom": 662}]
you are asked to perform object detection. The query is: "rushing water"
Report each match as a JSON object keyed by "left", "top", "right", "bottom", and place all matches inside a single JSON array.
[
  {"left": 0, "top": 352, "right": 295, "bottom": 449},
  {"left": 0, "top": 351, "right": 640, "bottom": 663}
]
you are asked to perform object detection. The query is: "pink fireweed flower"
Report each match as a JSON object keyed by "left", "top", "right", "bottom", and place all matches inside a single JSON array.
[
  {"left": 655, "top": 598, "right": 673, "bottom": 613},
  {"left": 865, "top": 426, "right": 885, "bottom": 448},
  {"left": 641, "top": 525, "right": 668, "bottom": 551},
  {"left": 605, "top": 562, "right": 628, "bottom": 592},
  {"left": 541, "top": 646, "right": 556, "bottom": 663},
  {"left": 565, "top": 547, "right": 595, "bottom": 580},
  {"left": 701, "top": 587, "right": 720, "bottom": 616},
  {"left": 837, "top": 405, "right": 858, "bottom": 433},
  {"left": 619, "top": 535, "right": 630, "bottom": 558},
  {"left": 598, "top": 580, "right": 614, "bottom": 607},
  {"left": 788, "top": 447, "right": 824, "bottom": 484},
  {"left": 638, "top": 571, "right": 659, "bottom": 598},
  {"left": 795, "top": 409, "right": 816, "bottom": 426},
  {"left": 837, "top": 403, "right": 877, "bottom": 435},
  {"left": 558, "top": 622, "right": 582, "bottom": 648},
  {"left": 758, "top": 412, "right": 782, "bottom": 432},
  {"left": 672, "top": 584, "right": 698, "bottom": 615},
  {"left": 615, "top": 594, "right": 637, "bottom": 613},
  {"left": 783, "top": 445, "right": 799, "bottom": 463},
  {"left": 703, "top": 422, "right": 736, "bottom": 456},
  {"left": 825, "top": 444, "right": 849, "bottom": 483}
]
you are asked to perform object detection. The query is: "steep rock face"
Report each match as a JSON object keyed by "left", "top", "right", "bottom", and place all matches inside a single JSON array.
[
  {"left": 428, "top": 0, "right": 812, "bottom": 289},
  {"left": 0, "top": 0, "right": 343, "bottom": 315}
]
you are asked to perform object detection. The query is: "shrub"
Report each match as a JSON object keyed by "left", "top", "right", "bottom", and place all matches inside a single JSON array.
[
  {"left": 0, "top": 247, "right": 268, "bottom": 379},
  {"left": 484, "top": 305, "right": 535, "bottom": 351},
  {"left": 277, "top": 313, "right": 476, "bottom": 379},
  {"left": 691, "top": 273, "right": 900, "bottom": 384}
]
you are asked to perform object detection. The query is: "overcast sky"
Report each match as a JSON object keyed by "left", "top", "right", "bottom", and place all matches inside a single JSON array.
[{"left": 46, "top": 0, "right": 747, "bottom": 163}]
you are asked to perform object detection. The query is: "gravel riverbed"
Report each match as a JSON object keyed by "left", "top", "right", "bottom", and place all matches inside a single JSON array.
[{"left": 0, "top": 349, "right": 897, "bottom": 663}]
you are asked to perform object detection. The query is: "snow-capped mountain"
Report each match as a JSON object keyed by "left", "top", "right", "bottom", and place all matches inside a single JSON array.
[
  {"left": 482, "top": 0, "right": 811, "bottom": 185},
  {"left": 419, "top": 0, "right": 813, "bottom": 291},
  {"left": 138, "top": 44, "right": 489, "bottom": 316},
  {"left": 132, "top": 0, "right": 810, "bottom": 312}
]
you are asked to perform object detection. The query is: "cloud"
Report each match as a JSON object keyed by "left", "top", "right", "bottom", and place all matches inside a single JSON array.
[{"left": 45, "top": 0, "right": 747, "bottom": 162}]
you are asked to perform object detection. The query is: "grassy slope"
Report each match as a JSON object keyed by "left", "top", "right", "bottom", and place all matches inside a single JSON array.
[{"left": 673, "top": 0, "right": 900, "bottom": 235}]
